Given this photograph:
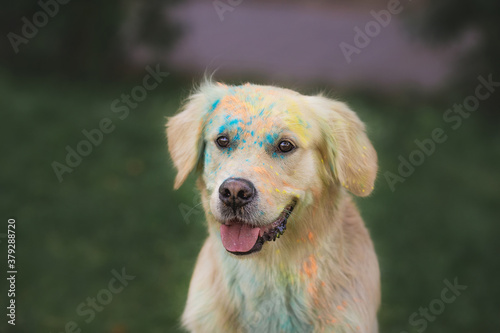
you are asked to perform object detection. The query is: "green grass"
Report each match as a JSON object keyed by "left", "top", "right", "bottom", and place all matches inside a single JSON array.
[{"left": 1, "top": 73, "right": 499, "bottom": 332}]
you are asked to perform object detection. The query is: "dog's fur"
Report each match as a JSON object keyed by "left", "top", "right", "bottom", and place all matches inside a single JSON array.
[{"left": 167, "top": 82, "right": 380, "bottom": 333}]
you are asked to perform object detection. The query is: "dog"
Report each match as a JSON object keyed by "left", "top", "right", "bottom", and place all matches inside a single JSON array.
[{"left": 167, "top": 81, "right": 380, "bottom": 333}]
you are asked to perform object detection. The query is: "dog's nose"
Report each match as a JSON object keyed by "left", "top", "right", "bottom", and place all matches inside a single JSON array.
[{"left": 219, "top": 178, "right": 255, "bottom": 208}]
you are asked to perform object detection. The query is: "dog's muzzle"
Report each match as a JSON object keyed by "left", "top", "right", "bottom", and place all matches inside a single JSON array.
[{"left": 219, "top": 200, "right": 297, "bottom": 256}]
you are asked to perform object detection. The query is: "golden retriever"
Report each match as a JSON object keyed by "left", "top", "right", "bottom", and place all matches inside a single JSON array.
[{"left": 167, "top": 81, "right": 379, "bottom": 333}]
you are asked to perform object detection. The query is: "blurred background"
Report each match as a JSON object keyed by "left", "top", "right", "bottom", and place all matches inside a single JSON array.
[{"left": 1, "top": 0, "right": 499, "bottom": 332}]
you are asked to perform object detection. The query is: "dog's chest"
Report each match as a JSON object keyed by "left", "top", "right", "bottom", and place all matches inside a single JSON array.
[{"left": 227, "top": 270, "right": 315, "bottom": 333}]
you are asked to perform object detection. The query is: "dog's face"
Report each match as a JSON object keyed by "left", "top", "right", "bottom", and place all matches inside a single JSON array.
[{"left": 167, "top": 82, "right": 377, "bottom": 256}]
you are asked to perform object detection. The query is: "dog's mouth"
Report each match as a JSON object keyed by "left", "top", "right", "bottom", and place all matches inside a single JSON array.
[{"left": 219, "top": 200, "right": 297, "bottom": 256}]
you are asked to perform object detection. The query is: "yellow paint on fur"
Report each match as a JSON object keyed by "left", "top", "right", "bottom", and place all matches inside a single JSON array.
[{"left": 283, "top": 99, "right": 311, "bottom": 145}]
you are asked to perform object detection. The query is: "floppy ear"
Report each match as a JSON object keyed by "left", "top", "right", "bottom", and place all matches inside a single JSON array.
[
  {"left": 308, "top": 96, "right": 378, "bottom": 197},
  {"left": 166, "top": 92, "right": 206, "bottom": 189},
  {"left": 167, "top": 81, "right": 227, "bottom": 189}
]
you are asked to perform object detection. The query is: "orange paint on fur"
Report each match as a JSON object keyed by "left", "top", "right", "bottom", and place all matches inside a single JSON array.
[{"left": 303, "top": 255, "right": 318, "bottom": 278}]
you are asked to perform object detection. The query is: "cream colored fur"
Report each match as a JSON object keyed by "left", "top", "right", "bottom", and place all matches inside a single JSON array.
[{"left": 167, "top": 82, "right": 380, "bottom": 333}]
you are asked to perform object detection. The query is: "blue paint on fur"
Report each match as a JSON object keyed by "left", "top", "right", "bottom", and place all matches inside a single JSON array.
[
  {"left": 209, "top": 99, "right": 220, "bottom": 112},
  {"left": 228, "top": 118, "right": 241, "bottom": 126},
  {"left": 266, "top": 133, "right": 279, "bottom": 144},
  {"left": 221, "top": 252, "right": 314, "bottom": 333},
  {"left": 204, "top": 150, "right": 212, "bottom": 164}
]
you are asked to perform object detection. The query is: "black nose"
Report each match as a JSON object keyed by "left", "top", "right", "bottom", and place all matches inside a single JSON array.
[{"left": 219, "top": 178, "right": 256, "bottom": 209}]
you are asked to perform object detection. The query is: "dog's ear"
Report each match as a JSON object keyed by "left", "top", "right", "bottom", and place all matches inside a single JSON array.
[
  {"left": 307, "top": 96, "right": 378, "bottom": 196},
  {"left": 167, "top": 82, "right": 225, "bottom": 189},
  {"left": 167, "top": 92, "right": 205, "bottom": 189}
]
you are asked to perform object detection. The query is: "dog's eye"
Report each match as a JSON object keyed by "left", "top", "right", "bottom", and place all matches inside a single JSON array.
[
  {"left": 216, "top": 136, "right": 230, "bottom": 148},
  {"left": 278, "top": 140, "right": 295, "bottom": 153}
]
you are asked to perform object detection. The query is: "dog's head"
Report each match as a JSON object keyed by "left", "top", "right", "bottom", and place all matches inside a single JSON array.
[{"left": 167, "top": 82, "right": 377, "bottom": 256}]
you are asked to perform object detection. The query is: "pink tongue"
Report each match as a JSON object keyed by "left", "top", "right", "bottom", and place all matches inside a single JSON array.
[{"left": 220, "top": 223, "right": 260, "bottom": 252}]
